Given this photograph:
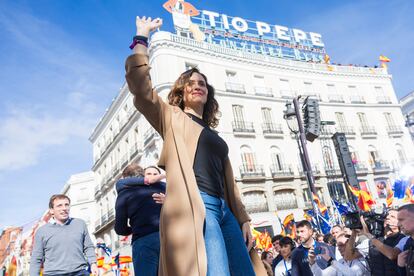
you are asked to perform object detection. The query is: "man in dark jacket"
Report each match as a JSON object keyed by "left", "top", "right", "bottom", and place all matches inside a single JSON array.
[{"left": 114, "top": 163, "right": 166, "bottom": 276}]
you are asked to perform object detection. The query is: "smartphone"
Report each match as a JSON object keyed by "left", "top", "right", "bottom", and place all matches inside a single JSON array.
[{"left": 314, "top": 246, "right": 324, "bottom": 255}]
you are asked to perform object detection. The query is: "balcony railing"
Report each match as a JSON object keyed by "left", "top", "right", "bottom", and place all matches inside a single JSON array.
[
  {"left": 354, "top": 163, "right": 369, "bottom": 174},
  {"left": 320, "top": 127, "right": 335, "bottom": 138},
  {"left": 376, "top": 96, "right": 392, "bottom": 104},
  {"left": 254, "top": 86, "right": 273, "bottom": 97},
  {"left": 324, "top": 166, "right": 342, "bottom": 176},
  {"left": 94, "top": 219, "right": 101, "bottom": 232},
  {"left": 360, "top": 126, "right": 377, "bottom": 136},
  {"left": 225, "top": 82, "right": 246, "bottom": 94},
  {"left": 239, "top": 164, "right": 266, "bottom": 179},
  {"left": 130, "top": 143, "right": 143, "bottom": 159},
  {"left": 108, "top": 209, "right": 115, "bottom": 221},
  {"left": 298, "top": 165, "right": 321, "bottom": 176},
  {"left": 350, "top": 95, "right": 366, "bottom": 104},
  {"left": 270, "top": 165, "right": 294, "bottom": 178},
  {"left": 232, "top": 121, "right": 255, "bottom": 133},
  {"left": 262, "top": 123, "right": 283, "bottom": 135},
  {"left": 386, "top": 125, "right": 404, "bottom": 135},
  {"left": 372, "top": 160, "right": 392, "bottom": 173},
  {"left": 120, "top": 154, "right": 128, "bottom": 168},
  {"left": 336, "top": 126, "right": 355, "bottom": 135},
  {"left": 280, "top": 90, "right": 297, "bottom": 99},
  {"left": 144, "top": 128, "right": 158, "bottom": 147},
  {"left": 328, "top": 94, "right": 345, "bottom": 103}
]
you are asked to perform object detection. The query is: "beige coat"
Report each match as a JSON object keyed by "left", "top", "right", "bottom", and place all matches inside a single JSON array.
[{"left": 125, "top": 53, "right": 266, "bottom": 276}]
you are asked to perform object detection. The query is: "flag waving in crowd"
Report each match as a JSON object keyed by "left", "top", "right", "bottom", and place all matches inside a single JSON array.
[{"left": 282, "top": 213, "right": 296, "bottom": 239}]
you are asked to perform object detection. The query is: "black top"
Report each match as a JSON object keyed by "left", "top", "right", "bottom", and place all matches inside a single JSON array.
[
  {"left": 114, "top": 177, "right": 166, "bottom": 242},
  {"left": 187, "top": 113, "right": 229, "bottom": 198},
  {"left": 369, "top": 233, "right": 405, "bottom": 276}
]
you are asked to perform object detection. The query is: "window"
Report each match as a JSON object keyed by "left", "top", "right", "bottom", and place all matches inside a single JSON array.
[
  {"left": 242, "top": 191, "right": 268, "bottom": 213},
  {"left": 274, "top": 190, "right": 297, "bottom": 210},
  {"left": 304, "top": 82, "right": 313, "bottom": 92},
  {"left": 261, "top": 108, "right": 273, "bottom": 124},
  {"left": 254, "top": 75, "right": 265, "bottom": 87},
  {"left": 357, "top": 113, "right": 369, "bottom": 128},
  {"left": 335, "top": 112, "right": 347, "bottom": 128},
  {"left": 328, "top": 182, "right": 347, "bottom": 203},
  {"left": 280, "top": 79, "right": 290, "bottom": 90},
  {"left": 226, "top": 71, "right": 237, "bottom": 81},
  {"left": 327, "top": 84, "right": 336, "bottom": 94},
  {"left": 240, "top": 145, "right": 256, "bottom": 171},
  {"left": 348, "top": 85, "right": 357, "bottom": 95},
  {"left": 322, "top": 146, "right": 335, "bottom": 169},
  {"left": 270, "top": 146, "right": 284, "bottom": 171},
  {"left": 232, "top": 105, "right": 245, "bottom": 122},
  {"left": 368, "top": 145, "right": 379, "bottom": 166},
  {"left": 396, "top": 144, "right": 407, "bottom": 165},
  {"left": 375, "top": 86, "right": 385, "bottom": 96},
  {"left": 384, "top": 113, "right": 396, "bottom": 127}
]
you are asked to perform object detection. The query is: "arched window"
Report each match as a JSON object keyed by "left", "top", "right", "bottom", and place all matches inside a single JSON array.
[
  {"left": 242, "top": 191, "right": 268, "bottom": 213},
  {"left": 240, "top": 145, "right": 256, "bottom": 171},
  {"left": 273, "top": 190, "right": 297, "bottom": 210},
  {"left": 270, "top": 146, "right": 284, "bottom": 171}
]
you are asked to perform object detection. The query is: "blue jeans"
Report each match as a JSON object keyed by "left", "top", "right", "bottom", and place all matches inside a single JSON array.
[
  {"left": 132, "top": 231, "right": 160, "bottom": 276},
  {"left": 200, "top": 191, "right": 255, "bottom": 276}
]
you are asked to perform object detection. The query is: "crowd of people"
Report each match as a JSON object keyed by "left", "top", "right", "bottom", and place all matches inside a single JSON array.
[
  {"left": 257, "top": 205, "right": 414, "bottom": 276},
  {"left": 27, "top": 15, "right": 414, "bottom": 276}
]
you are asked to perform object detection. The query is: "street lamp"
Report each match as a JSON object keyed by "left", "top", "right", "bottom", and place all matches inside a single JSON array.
[{"left": 284, "top": 96, "right": 322, "bottom": 229}]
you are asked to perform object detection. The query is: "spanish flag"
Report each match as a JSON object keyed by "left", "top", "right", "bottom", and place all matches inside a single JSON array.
[
  {"left": 312, "top": 193, "right": 328, "bottom": 215},
  {"left": 283, "top": 213, "right": 296, "bottom": 239},
  {"left": 379, "top": 55, "right": 391, "bottom": 62},
  {"left": 386, "top": 189, "right": 394, "bottom": 207},
  {"left": 404, "top": 185, "right": 414, "bottom": 203},
  {"left": 349, "top": 185, "right": 375, "bottom": 211},
  {"left": 97, "top": 256, "right": 105, "bottom": 268}
]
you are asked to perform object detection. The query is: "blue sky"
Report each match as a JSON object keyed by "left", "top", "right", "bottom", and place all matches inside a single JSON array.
[{"left": 0, "top": 0, "right": 413, "bottom": 229}]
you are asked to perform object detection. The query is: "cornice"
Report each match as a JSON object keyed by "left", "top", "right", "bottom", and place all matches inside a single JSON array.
[{"left": 149, "top": 32, "right": 391, "bottom": 80}]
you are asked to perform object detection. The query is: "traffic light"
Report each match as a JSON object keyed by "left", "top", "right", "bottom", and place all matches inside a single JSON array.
[{"left": 302, "top": 97, "right": 321, "bottom": 142}]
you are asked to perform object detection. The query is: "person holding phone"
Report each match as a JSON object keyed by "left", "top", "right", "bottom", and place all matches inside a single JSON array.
[
  {"left": 309, "top": 232, "right": 370, "bottom": 275},
  {"left": 125, "top": 16, "right": 265, "bottom": 276},
  {"left": 291, "top": 220, "right": 333, "bottom": 276}
]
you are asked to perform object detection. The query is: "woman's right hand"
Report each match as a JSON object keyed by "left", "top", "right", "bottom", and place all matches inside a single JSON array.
[{"left": 136, "top": 16, "right": 163, "bottom": 38}]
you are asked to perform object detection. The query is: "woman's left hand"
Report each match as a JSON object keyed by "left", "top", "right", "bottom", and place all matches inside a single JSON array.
[{"left": 241, "top": 222, "right": 253, "bottom": 251}]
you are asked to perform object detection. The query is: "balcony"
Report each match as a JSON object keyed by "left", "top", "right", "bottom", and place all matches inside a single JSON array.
[
  {"left": 376, "top": 96, "right": 392, "bottom": 104},
  {"left": 336, "top": 126, "right": 356, "bottom": 136},
  {"left": 143, "top": 128, "right": 158, "bottom": 148},
  {"left": 254, "top": 86, "right": 273, "bottom": 97},
  {"left": 372, "top": 160, "right": 392, "bottom": 174},
  {"left": 280, "top": 90, "right": 297, "bottom": 99},
  {"left": 387, "top": 125, "right": 404, "bottom": 137},
  {"left": 360, "top": 126, "right": 377, "bottom": 138},
  {"left": 350, "top": 95, "right": 366, "bottom": 104},
  {"left": 262, "top": 123, "right": 283, "bottom": 137},
  {"left": 94, "top": 219, "right": 101, "bottom": 232},
  {"left": 270, "top": 165, "right": 294, "bottom": 180},
  {"left": 239, "top": 164, "right": 266, "bottom": 180},
  {"left": 320, "top": 127, "right": 335, "bottom": 138},
  {"left": 225, "top": 82, "right": 246, "bottom": 94},
  {"left": 130, "top": 143, "right": 143, "bottom": 159},
  {"left": 298, "top": 165, "right": 321, "bottom": 177},
  {"left": 232, "top": 121, "right": 255, "bottom": 136},
  {"left": 328, "top": 94, "right": 345, "bottom": 103},
  {"left": 354, "top": 163, "right": 369, "bottom": 175},
  {"left": 324, "top": 166, "right": 342, "bottom": 176},
  {"left": 120, "top": 154, "right": 129, "bottom": 168}
]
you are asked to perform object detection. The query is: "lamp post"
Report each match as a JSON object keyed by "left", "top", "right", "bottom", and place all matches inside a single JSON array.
[{"left": 284, "top": 97, "right": 321, "bottom": 230}]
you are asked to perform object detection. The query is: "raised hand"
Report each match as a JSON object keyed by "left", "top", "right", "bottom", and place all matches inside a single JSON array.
[{"left": 136, "top": 16, "right": 163, "bottom": 37}]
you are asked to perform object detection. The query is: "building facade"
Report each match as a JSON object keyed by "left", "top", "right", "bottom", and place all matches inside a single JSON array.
[
  {"left": 400, "top": 90, "right": 414, "bottom": 140},
  {"left": 90, "top": 29, "right": 414, "bottom": 244}
]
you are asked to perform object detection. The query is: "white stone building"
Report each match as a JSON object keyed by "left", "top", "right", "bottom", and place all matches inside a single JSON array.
[
  {"left": 89, "top": 28, "right": 414, "bottom": 244},
  {"left": 400, "top": 90, "right": 414, "bottom": 140}
]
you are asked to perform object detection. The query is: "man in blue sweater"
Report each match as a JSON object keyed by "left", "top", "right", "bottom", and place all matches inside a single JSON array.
[
  {"left": 291, "top": 220, "right": 332, "bottom": 276},
  {"left": 115, "top": 164, "right": 166, "bottom": 276},
  {"left": 29, "top": 194, "right": 98, "bottom": 276}
]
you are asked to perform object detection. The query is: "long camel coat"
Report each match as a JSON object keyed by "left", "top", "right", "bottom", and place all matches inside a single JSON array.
[{"left": 125, "top": 53, "right": 266, "bottom": 276}]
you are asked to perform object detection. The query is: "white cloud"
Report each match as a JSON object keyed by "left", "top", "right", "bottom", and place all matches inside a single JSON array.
[
  {"left": 0, "top": 105, "right": 95, "bottom": 171},
  {"left": 0, "top": 4, "right": 120, "bottom": 172}
]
